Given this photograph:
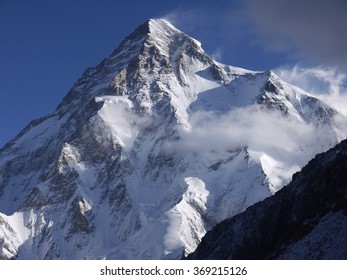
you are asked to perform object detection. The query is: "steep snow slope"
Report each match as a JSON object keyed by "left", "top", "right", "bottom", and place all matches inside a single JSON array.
[{"left": 0, "top": 19, "right": 346, "bottom": 259}]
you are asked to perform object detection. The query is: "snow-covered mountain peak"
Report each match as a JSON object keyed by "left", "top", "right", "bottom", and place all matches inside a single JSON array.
[
  {"left": 1, "top": 18, "right": 347, "bottom": 260},
  {"left": 147, "top": 18, "right": 181, "bottom": 38},
  {"left": 106, "top": 18, "right": 202, "bottom": 65},
  {"left": 147, "top": 18, "right": 202, "bottom": 50},
  {"left": 54, "top": 18, "right": 211, "bottom": 123}
]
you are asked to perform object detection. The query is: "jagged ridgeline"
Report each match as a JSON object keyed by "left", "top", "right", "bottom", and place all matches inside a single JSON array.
[{"left": 1, "top": 19, "right": 346, "bottom": 259}]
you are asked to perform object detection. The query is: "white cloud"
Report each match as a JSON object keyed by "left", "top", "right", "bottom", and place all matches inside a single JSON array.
[
  {"left": 166, "top": 105, "right": 335, "bottom": 166},
  {"left": 274, "top": 65, "right": 347, "bottom": 116},
  {"left": 162, "top": 103, "right": 345, "bottom": 192}
]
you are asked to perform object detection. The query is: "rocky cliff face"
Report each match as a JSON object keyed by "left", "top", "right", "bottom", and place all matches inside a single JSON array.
[
  {"left": 0, "top": 19, "right": 346, "bottom": 260},
  {"left": 187, "top": 139, "right": 347, "bottom": 260}
]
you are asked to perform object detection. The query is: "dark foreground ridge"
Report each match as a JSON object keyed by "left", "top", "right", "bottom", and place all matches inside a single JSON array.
[{"left": 187, "top": 139, "right": 347, "bottom": 259}]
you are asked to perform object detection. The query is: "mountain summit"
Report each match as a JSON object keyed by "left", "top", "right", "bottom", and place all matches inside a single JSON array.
[{"left": 0, "top": 19, "right": 346, "bottom": 259}]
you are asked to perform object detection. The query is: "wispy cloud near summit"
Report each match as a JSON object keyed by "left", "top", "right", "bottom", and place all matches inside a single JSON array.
[{"left": 275, "top": 64, "right": 347, "bottom": 116}]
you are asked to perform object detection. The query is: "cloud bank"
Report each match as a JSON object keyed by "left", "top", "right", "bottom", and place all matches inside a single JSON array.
[
  {"left": 167, "top": 105, "right": 337, "bottom": 167},
  {"left": 163, "top": 101, "right": 347, "bottom": 191}
]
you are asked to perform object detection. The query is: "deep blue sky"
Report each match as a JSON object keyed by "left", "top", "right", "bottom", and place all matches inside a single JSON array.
[{"left": 1, "top": 0, "right": 346, "bottom": 147}]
